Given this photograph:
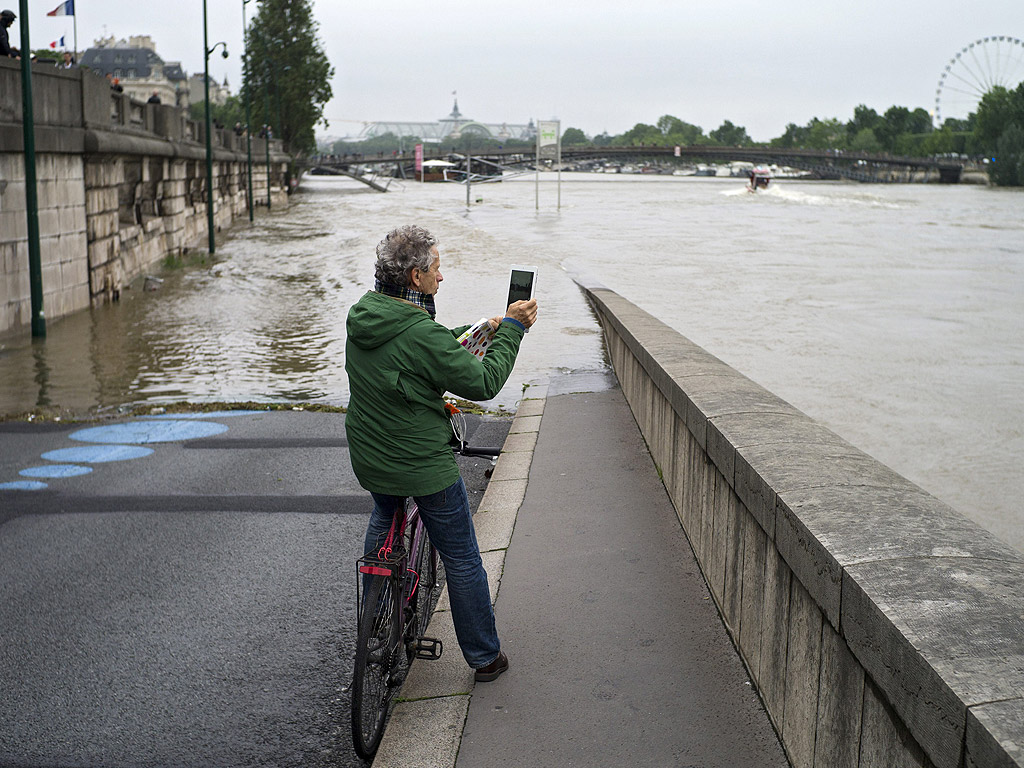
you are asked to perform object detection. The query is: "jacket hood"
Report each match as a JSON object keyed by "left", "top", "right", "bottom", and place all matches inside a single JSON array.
[{"left": 346, "top": 291, "right": 432, "bottom": 350}]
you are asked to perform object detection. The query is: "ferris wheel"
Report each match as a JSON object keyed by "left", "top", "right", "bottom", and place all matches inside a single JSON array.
[{"left": 934, "top": 36, "right": 1024, "bottom": 127}]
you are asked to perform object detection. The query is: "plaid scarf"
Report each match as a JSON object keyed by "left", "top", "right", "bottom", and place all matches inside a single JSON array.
[{"left": 375, "top": 279, "right": 436, "bottom": 319}]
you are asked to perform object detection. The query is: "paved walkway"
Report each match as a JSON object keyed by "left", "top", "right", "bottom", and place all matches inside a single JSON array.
[{"left": 374, "top": 374, "right": 789, "bottom": 768}]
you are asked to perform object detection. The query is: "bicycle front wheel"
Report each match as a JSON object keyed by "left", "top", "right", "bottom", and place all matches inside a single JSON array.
[{"left": 351, "top": 574, "right": 401, "bottom": 760}]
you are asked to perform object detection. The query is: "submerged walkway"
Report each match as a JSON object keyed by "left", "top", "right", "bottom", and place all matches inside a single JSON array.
[{"left": 376, "top": 373, "right": 788, "bottom": 767}]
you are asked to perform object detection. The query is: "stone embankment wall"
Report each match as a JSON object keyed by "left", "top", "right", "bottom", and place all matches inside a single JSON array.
[
  {"left": 0, "top": 58, "right": 290, "bottom": 336},
  {"left": 578, "top": 277, "right": 1023, "bottom": 768}
]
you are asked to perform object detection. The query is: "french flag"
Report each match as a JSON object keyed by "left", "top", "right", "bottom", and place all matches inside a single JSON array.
[{"left": 47, "top": 0, "right": 75, "bottom": 16}]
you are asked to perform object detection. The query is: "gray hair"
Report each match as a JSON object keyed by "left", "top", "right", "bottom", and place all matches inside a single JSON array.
[{"left": 374, "top": 225, "right": 438, "bottom": 287}]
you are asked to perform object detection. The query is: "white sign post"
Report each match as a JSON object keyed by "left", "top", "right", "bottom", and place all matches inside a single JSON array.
[{"left": 536, "top": 119, "right": 561, "bottom": 211}]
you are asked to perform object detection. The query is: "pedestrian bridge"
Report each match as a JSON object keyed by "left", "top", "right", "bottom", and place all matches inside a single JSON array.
[{"left": 311, "top": 145, "right": 966, "bottom": 183}]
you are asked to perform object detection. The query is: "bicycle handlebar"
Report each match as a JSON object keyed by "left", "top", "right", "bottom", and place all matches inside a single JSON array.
[{"left": 451, "top": 440, "right": 502, "bottom": 459}]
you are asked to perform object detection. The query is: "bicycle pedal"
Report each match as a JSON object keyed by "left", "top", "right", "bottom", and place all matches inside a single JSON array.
[{"left": 414, "top": 637, "right": 443, "bottom": 660}]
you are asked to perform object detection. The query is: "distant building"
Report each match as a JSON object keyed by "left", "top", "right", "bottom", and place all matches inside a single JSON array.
[
  {"left": 353, "top": 98, "right": 536, "bottom": 145},
  {"left": 188, "top": 73, "right": 231, "bottom": 107},
  {"left": 79, "top": 35, "right": 206, "bottom": 108}
]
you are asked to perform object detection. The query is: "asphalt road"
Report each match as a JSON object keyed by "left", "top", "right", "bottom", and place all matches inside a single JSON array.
[{"left": 0, "top": 410, "right": 509, "bottom": 768}]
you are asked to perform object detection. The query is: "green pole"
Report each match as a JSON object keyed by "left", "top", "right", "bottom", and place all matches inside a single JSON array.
[
  {"left": 18, "top": 0, "right": 45, "bottom": 337},
  {"left": 203, "top": 0, "right": 216, "bottom": 254},
  {"left": 242, "top": 0, "right": 254, "bottom": 222},
  {"left": 263, "top": 54, "right": 272, "bottom": 210}
]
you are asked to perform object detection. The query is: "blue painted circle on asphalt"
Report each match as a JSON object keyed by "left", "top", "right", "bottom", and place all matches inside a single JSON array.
[
  {"left": 0, "top": 480, "right": 48, "bottom": 491},
  {"left": 41, "top": 445, "right": 155, "bottom": 463},
  {"left": 20, "top": 464, "right": 94, "bottom": 479},
  {"left": 69, "top": 420, "right": 229, "bottom": 444},
  {"left": 143, "top": 410, "right": 265, "bottom": 419}
]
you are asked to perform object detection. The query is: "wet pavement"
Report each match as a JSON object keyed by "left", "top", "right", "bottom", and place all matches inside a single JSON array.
[{"left": 0, "top": 409, "right": 509, "bottom": 768}]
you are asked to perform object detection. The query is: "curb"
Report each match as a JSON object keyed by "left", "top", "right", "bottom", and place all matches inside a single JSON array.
[{"left": 370, "top": 388, "right": 547, "bottom": 768}]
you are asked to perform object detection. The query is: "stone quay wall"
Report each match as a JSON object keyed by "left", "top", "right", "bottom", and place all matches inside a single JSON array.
[
  {"left": 577, "top": 276, "right": 1024, "bottom": 768},
  {"left": 0, "top": 57, "right": 290, "bottom": 337}
]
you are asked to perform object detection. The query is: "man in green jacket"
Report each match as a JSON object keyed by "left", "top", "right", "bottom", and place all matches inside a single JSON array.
[{"left": 346, "top": 224, "right": 537, "bottom": 682}]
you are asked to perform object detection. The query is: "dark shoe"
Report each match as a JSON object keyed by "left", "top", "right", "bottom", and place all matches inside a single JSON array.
[{"left": 474, "top": 652, "right": 509, "bottom": 682}]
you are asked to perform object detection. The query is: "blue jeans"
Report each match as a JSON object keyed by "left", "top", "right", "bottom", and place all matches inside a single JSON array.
[{"left": 365, "top": 477, "right": 501, "bottom": 669}]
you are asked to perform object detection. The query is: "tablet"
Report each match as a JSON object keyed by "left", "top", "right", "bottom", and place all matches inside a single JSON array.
[{"left": 507, "top": 265, "right": 538, "bottom": 307}]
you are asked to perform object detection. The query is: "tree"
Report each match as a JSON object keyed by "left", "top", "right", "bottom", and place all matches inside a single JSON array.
[
  {"left": 770, "top": 122, "right": 808, "bottom": 148},
  {"left": 562, "top": 127, "right": 588, "bottom": 145},
  {"left": 846, "top": 104, "right": 880, "bottom": 142},
  {"left": 850, "top": 127, "right": 882, "bottom": 153},
  {"left": 244, "top": 0, "right": 333, "bottom": 156},
  {"left": 709, "top": 120, "right": 750, "bottom": 146},
  {"left": 612, "top": 122, "right": 662, "bottom": 146},
  {"left": 804, "top": 117, "right": 846, "bottom": 150},
  {"left": 973, "top": 84, "right": 1024, "bottom": 155},
  {"left": 992, "top": 123, "right": 1024, "bottom": 186},
  {"left": 189, "top": 95, "right": 245, "bottom": 131}
]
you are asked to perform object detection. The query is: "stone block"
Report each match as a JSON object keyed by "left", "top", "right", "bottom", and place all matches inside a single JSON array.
[
  {"left": 965, "top": 699, "right": 1024, "bottom": 768},
  {"left": 668, "top": 416, "right": 691, "bottom": 529},
  {"left": 508, "top": 414, "right": 541, "bottom": 434},
  {"left": 739, "top": 513, "right": 768, "bottom": 672},
  {"left": 813, "top": 622, "right": 864, "bottom": 768},
  {"left": 372, "top": 694, "right": 469, "bottom": 768},
  {"left": 759, "top": 546, "right": 792, "bottom": 729},
  {"left": 735, "top": 441, "right": 880, "bottom": 539},
  {"left": 782, "top": 578, "right": 824, "bottom": 768},
  {"left": 734, "top": 445, "right": 779, "bottom": 537},
  {"left": 858, "top": 679, "right": 927, "bottom": 768},
  {"left": 721, "top": 490, "right": 746, "bottom": 635},
  {"left": 699, "top": 457, "right": 718, "bottom": 570},
  {"left": 399, "top": 610, "right": 474, "bottom": 699},
  {"left": 707, "top": 470, "right": 731, "bottom": 605},
  {"left": 473, "top": 506, "right": 517, "bottom": 553},
  {"left": 477, "top": 478, "right": 527, "bottom": 516},
  {"left": 0, "top": 153, "right": 25, "bottom": 182},
  {"left": 515, "top": 398, "right": 544, "bottom": 417},
  {"left": 37, "top": 208, "right": 61, "bottom": 238},
  {"left": 489, "top": 451, "right": 532, "bottom": 482},
  {"left": 0, "top": 210, "right": 27, "bottom": 241},
  {"left": 777, "top": 482, "right": 1016, "bottom": 633},
  {"left": 498, "top": 431, "right": 536, "bottom": 454},
  {"left": 2, "top": 181, "right": 26, "bottom": 212},
  {"left": 59, "top": 205, "right": 86, "bottom": 235},
  {"left": 842, "top": 557, "right": 1024, "bottom": 768}
]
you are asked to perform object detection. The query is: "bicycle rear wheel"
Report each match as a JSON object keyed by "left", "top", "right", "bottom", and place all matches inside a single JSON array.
[
  {"left": 351, "top": 574, "right": 401, "bottom": 760},
  {"left": 408, "top": 526, "right": 440, "bottom": 650}
]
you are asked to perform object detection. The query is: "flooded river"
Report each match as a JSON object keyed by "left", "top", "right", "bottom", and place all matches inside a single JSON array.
[{"left": 1, "top": 173, "right": 1022, "bottom": 551}]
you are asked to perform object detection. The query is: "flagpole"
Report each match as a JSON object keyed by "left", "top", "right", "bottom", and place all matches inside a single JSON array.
[{"left": 72, "top": 0, "right": 77, "bottom": 61}]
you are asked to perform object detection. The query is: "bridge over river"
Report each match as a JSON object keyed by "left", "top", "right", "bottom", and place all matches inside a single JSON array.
[{"left": 310, "top": 144, "right": 966, "bottom": 185}]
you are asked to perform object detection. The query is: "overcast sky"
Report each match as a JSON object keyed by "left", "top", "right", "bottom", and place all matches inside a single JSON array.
[{"left": 13, "top": 0, "right": 1024, "bottom": 142}]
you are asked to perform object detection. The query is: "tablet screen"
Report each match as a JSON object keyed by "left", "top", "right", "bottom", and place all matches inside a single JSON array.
[{"left": 507, "top": 269, "right": 535, "bottom": 306}]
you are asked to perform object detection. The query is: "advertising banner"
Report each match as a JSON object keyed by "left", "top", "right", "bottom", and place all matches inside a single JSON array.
[{"left": 414, "top": 143, "right": 423, "bottom": 173}]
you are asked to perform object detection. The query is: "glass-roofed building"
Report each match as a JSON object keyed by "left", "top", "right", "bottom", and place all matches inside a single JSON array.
[{"left": 356, "top": 98, "right": 536, "bottom": 144}]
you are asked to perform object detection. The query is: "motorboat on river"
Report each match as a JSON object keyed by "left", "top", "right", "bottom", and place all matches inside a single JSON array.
[{"left": 747, "top": 167, "right": 771, "bottom": 191}]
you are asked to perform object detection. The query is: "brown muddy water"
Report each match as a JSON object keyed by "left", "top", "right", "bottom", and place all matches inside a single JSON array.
[{"left": 1, "top": 173, "right": 1022, "bottom": 551}]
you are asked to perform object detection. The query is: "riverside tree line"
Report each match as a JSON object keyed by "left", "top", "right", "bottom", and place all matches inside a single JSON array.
[{"left": 327, "top": 85, "right": 1024, "bottom": 188}]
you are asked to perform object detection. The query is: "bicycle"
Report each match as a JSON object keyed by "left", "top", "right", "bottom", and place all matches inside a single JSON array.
[{"left": 350, "top": 404, "right": 501, "bottom": 760}]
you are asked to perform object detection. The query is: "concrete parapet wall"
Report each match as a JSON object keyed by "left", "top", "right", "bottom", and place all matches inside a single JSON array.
[
  {"left": 577, "top": 278, "right": 1024, "bottom": 768},
  {"left": 0, "top": 57, "right": 290, "bottom": 337}
]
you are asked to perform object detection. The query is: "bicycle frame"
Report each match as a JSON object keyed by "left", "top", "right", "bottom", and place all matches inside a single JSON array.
[{"left": 355, "top": 500, "right": 428, "bottom": 626}]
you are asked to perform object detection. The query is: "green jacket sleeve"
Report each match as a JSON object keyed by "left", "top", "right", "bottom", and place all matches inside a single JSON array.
[{"left": 423, "top": 319, "right": 525, "bottom": 401}]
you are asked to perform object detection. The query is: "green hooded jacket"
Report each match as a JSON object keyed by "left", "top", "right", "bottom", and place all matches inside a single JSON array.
[{"left": 345, "top": 290, "right": 525, "bottom": 496}]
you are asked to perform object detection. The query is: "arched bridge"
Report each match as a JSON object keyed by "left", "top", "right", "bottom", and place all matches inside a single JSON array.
[{"left": 311, "top": 145, "right": 966, "bottom": 184}]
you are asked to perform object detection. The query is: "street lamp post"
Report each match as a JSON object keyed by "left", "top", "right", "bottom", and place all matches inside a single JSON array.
[
  {"left": 17, "top": 0, "right": 44, "bottom": 337},
  {"left": 202, "top": 0, "right": 228, "bottom": 254},
  {"left": 242, "top": 0, "right": 254, "bottom": 222}
]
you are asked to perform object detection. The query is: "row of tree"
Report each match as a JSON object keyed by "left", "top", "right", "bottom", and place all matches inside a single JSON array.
[{"left": 560, "top": 84, "right": 1024, "bottom": 186}]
